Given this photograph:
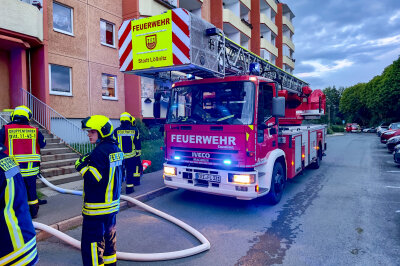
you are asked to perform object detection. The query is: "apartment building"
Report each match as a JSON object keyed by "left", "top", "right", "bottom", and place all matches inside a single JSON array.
[{"left": 0, "top": 0, "right": 296, "bottom": 124}]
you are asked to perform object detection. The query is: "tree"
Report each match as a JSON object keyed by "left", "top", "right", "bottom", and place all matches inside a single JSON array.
[{"left": 339, "top": 56, "right": 400, "bottom": 126}]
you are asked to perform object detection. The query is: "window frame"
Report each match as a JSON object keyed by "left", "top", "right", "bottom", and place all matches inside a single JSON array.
[
  {"left": 49, "top": 64, "right": 73, "bottom": 96},
  {"left": 52, "top": 2, "right": 74, "bottom": 36},
  {"left": 100, "top": 19, "right": 116, "bottom": 48},
  {"left": 101, "top": 73, "right": 118, "bottom": 101}
]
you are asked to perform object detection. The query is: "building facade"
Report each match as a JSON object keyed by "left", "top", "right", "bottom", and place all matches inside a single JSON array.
[{"left": 1, "top": 0, "right": 296, "bottom": 122}]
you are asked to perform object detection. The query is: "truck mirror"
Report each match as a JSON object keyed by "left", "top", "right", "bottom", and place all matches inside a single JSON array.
[
  {"left": 258, "top": 123, "right": 267, "bottom": 130},
  {"left": 272, "top": 97, "right": 285, "bottom": 117}
]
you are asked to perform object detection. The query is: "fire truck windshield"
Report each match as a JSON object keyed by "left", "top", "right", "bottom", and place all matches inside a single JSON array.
[{"left": 167, "top": 81, "right": 255, "bottom": 125}]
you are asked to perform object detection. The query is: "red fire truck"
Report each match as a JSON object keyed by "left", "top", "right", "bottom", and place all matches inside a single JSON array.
[{"left": 119, "top": 8, "right": 327, "bottom": 204}]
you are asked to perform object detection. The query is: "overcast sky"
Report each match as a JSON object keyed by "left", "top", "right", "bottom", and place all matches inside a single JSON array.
[{"left": 283, "top": 0, "right": 400, "bottom": 90}]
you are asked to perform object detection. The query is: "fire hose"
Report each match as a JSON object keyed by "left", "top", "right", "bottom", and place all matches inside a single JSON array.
[{"left": 33, "top": 162, "right": 210, "bottom": 261}]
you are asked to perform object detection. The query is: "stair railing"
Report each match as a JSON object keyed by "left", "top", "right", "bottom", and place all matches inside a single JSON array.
[
  {"left": 19, "top": 88, "right": 94, "bottom": 155},
  {"left": 0, "top": 115, "right": 8, "bottom": 128}
]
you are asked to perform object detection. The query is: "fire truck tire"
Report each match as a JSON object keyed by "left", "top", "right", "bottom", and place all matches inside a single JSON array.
[
  {"left": 265, "top": 161, "right": 286, "bottom": 205},
  {"left": 310, "top": 145, "right": 322, "bottom": 169}
]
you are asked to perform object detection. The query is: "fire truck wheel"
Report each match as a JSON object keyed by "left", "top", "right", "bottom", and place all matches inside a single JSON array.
[
  {"left": 310, "top": 146, "right": 322, "bottom": 169},
  {"left": 266, "top": 161, "right": 286, "bottom": 205}
]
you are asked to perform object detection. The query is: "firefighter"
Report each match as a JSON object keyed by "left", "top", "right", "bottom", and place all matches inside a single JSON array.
[
  {"left": 0, "top": 143, "right": 39, "bottom": 265},
  {"left": 75, "top": 115, "right": 123, "bottom": 266},
  {"left": 0, "top": 106, "right": 46, "bottom": 218},
  {"left": 113, "top": 112, "right": 142, "bottom": 194}
]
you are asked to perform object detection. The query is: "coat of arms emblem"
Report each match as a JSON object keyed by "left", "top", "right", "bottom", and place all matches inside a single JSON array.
[{"left": 145, "top": 34, "right": 157, "bottom": 50}]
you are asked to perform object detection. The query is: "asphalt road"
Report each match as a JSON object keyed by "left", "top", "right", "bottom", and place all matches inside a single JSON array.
[{"left": 36, "top": 133, "right": 400, "bottom": 265}]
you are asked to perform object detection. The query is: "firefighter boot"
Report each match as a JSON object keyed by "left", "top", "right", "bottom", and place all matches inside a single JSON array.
[
  {"left": 38, "top": 197, "right": 47, "bottom": 205},
  {"left": 29, "top": 203, "right": 39, "bottom": 219},
  {"left": 126, "top": 184, "right": 134, "bottom": 194}
]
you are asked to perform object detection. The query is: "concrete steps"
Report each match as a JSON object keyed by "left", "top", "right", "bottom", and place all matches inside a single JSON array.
[
  {"left": 30, "top": 121, "right": 86, "bottom": 189},
  {"left": 41, "top": 158, "right": 77, "bottom": 169},
  {"left": 41, "top": 153, "right": 80, "bottom": 162},
  {"left": 37, "top": 172, "right": 82, "bottom": 189},
  {"left": 41, "top": 147, "right": 74, "bottom": 155}
]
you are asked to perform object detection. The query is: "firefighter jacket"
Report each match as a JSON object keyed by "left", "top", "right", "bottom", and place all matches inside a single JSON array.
[
  {"left": 0, "top": 121, "right": 46, "bottom": 177},
  {"left": 0, "top": 150, "right": 38, "bottom": 265},
  {"left": 75, "top": 137, "right": 124, "bottom": 217},
  {"left": 113, "top": 121, "right": 141, "bottom": 159}
]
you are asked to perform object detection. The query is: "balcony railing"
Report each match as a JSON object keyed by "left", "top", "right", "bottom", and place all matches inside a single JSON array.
[
  {"left": 2, "top": 0, "right": 43, "bottom": 41},
  {"left": 18, "top": 88, "right": 94, "bottom": 155}
]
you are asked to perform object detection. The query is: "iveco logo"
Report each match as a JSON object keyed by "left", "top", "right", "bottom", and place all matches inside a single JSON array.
[{"left": 192, "top": 152, "right": 211, "bottom": 158}]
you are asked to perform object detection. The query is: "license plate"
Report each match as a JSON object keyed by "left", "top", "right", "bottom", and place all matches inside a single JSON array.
[{"left": 196, "top": 173, "right": 221, "bottom": 183}]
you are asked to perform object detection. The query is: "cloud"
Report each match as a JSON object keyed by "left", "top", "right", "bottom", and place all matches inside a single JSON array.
[
  {"left": 363, "top": 34, "right": 400, "bottom": 47},
  {"left": 284, "top": 0, "right": 400, "bottom": 88},
  {"left": 389, "top": 10, "right": 400, "bottom": 24},
  {"left": 296, "top": 59, "right": 354, "bottom": 78}
]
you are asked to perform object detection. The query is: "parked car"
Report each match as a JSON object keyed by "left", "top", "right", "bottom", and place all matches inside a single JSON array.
[
  {"left": 377, "top": 122, "right": 391, "bottom": 136},
  {"left": 345, "top": 123, "right": 352, "bottom": 132},
  {"left": 350, "top": 123, "right": 361, "bottom": 133},
  {"left": 394, "top": 144, "right": 400, "bottom": 164},
  {"left": 387, "top": 136, "right": 400, "bottom": 152},
  {"left": 362, "top": 127, "right": 376, "bottom": 133},
  {"left": 380, "top": 123, "right": 400, "bottom": 143}
]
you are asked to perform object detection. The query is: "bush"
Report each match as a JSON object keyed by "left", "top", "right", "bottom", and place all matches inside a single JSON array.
[
  {"left": 136, "top": 119, "right": 163, "bottom": 141},
  {"left": 330, "top": 125, "right": 345, "bottom": 132},
  {"left": 141, "top": 138, "right": 164, "bottom": 173},
  {"left": 327, "top": 127, "right": 334, "bottom": 134}
]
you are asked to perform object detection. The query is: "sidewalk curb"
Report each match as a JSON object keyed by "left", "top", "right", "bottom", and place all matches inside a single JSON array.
[
  {"left": 327, "top": 133, "right": 345, "bottom": 137},
  {"left": 35, "top": 186, "right": 175, "bottom": 241}
]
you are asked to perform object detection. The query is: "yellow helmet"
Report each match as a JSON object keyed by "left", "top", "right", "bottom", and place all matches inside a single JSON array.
[
  {"left": 131, "top": 117, "right": 136, "bottom": 126},
  {"left": 120, "top": 112, "right": 133, "bottom": 123},
  {"left": 81, "top": 115, "right": 113, "bottom": 138},
  {"left": 11, "top": 105, "right": 32, "bottom": 121}
]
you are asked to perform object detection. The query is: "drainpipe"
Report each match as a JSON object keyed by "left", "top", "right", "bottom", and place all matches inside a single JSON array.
[{"left": 28, "top": 49, "right": 32, "bottom": 95}]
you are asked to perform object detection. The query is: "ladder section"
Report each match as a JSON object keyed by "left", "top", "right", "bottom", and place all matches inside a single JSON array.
[{"left": 118, "top": 8, "right": 308, "bottom": 94}]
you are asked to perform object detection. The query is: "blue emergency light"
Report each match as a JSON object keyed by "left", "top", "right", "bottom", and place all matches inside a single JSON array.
[
  {"left": 223, "top": 159, "right": 232, "bottom": 165},
  {"left": 249, "top": 62, "right": 260, "bottom": 75}
]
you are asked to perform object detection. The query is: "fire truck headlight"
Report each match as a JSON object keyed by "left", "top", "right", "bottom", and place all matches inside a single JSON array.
[
  {"left": 164, "top": 166, "right": 176, "bottom": 176},
  {"left": 223, "top": 159, "right": 232, "bottom": 165},
  {"left": 229, "top": 174, "right": 255, "bottom": 184},
  {"left": 174, "top": 156, "right": 181, "bottom": 160}
]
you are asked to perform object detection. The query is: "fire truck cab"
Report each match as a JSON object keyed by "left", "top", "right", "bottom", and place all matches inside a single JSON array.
[{"left": 163, "top": 75, "right": 326, "bottom": 204}]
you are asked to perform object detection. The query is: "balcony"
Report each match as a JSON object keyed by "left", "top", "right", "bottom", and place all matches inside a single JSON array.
[
  {"left": 283, "top": 55, "right": 295, "bottom": 69},
  {"left": 260, "top": 13, "right": 278, "bottom": 35},
  {"left": 179, "top": 0, "right": 203, "bottom": 16},
  {"left": 260, "top": 38, "right": 278, "bottom": 57},
  {"left": 139, "top": 0, "right": 172, "bottom": 16},
  {"left": 1, "top": 0, "right": 43, "bottom": 41},
  {"left": 223, "top": 8, "right": 251, "bottom": 38},
  {"left": 282, "top": 36, "right": 295, "bottom": 51},
  {"left": 282, "top": 16, "right": 295, "bottom": 34},
  {"left": 240, "top": 0, "right": 251, "bottom": 9},
  {"left": 262, "top": 0, "right": 277, "bottom": 13}
]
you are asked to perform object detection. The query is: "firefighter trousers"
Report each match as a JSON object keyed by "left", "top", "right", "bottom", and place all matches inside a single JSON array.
[
  {"left": 125, "top": 156, "right": 142, "bottom": 188},
  {"left": 22, "top": 174, "right": 39, "bottom": 218},
  {"left": 81, "top": 214, "right": 117, "bottom": 266}
]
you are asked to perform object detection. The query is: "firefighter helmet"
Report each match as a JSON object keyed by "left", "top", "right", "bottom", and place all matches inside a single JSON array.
[
  {"left": 81, "top": 115, "right": 113, "bottom": 138},
  {"left": 11, "top": 105, "right": 32, "bottom": 122},
  {"left": 120, "top": 112, "right": 133, "bottom": 123},
  {"left": 131, "top": 117, "right": 136, "bottom": 126}
]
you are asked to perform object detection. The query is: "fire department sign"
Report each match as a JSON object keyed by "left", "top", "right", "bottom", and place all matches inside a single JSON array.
[
  {"left": 145, "top": 34, "right": 157, "bottom": 50},
  {"left": 131, "top": 10, "right": 173, "bottom": 70}
]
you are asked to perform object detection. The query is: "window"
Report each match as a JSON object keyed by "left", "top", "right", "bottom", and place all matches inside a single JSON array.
[
  {"left": 100, "top": 20, "right": 115, "bottom": 47},
  {"left": 49, "top": 64, "right": 72, "bottom": 96},
  {"left": 53, "top": 2, "right": 73, "bottom": 35},
  {"left": 102, "top": 74, "right": 117, "bottom": 100}
]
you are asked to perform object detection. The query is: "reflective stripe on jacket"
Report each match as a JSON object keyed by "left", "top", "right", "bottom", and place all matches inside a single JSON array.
[
  {"left": 78, "top": 138, "right": 124, "bottom": 217},
  {"left": 4, "top": 124, "right": 42, "bottom": 163},
  {"left": 113, "top": 122, "right": 141, "bottom": 159},
  {"left": 0, "top": 154, "right": 38, "bottom": 265}
]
